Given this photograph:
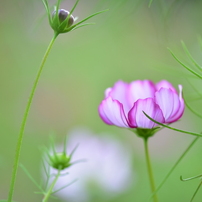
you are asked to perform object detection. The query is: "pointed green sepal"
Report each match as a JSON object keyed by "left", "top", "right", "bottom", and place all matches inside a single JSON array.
[
  {"left": 42, "top": 0, "right": 108, "bottom": 35},
  {"left": 49, "top": 152, "right": 71, "bottom": 170}
]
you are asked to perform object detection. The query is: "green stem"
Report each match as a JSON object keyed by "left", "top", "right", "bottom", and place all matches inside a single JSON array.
[
  {"left": 143, "top": 137, "right": 158, "bottom": 202},
  {"left": 42, "top": 169, "right": 61, "bottom": 202},
  {"left": 7, "top": 33, "right": 58, "bottom": 202},
  {"left": 190, "top": 179, "right": 202, "bottom": 202}
]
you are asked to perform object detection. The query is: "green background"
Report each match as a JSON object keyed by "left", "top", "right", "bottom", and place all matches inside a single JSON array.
[{"left": 1, "top": 0, "right": 202, "bottom": 201}]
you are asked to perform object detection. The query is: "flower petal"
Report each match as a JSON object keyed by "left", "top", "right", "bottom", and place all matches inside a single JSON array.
[
  {"left": 128, "top": 98, "right": 165, "bottom": 128},
  {"left": 127, "top": 80, "right": 156, "bottom": 109},
  {"left": 156, "top": 80, "right": 177, "bottom": 93},
  {"left": 105, "top": 81, "right": 131, "bottom": 114},
  {"left": 168, "top": 85, "right": 185, "bottom": 122},
  {"left": 98, "top": 97, "right": 129, "bottom": 128},
  {"left": 155, "top": 86, "right": 184, "bottom": 123}
]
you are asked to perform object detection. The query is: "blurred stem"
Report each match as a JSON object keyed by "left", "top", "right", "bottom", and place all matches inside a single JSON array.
[
  {"left": 143, "top": 137, "right": 158, "bottom": 202},
  {"left": 8, "top": 32, "right": 58, "bottom": 202},
  {"left": 42, "top": 169, "right": 61, "bottom": 202}
]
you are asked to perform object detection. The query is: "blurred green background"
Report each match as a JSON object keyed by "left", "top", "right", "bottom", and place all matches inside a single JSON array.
[{"left": 1, "top": 0, "right": 202, "bottom": 201}]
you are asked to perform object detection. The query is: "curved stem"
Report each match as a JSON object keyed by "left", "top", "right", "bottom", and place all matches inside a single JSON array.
[
  {"left": 143, "top": 137, "right": 158, "bottom": 202},
  {"left": 7, "top": 33, "right": 58, "bottom": 202},
  {"left": 181, "top": 174, "right": 202, "bottom": 182},
  {"left": 42, "top": 169, "right": 61, "bottom": 202}
]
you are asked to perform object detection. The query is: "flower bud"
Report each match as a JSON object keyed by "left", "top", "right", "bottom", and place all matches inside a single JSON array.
[
  {"left": 52, "top": 9, "right": 74, "bottom": 27},
  {"left": 42, "top": 0, "right": 108, "bottom": 36},
  {"left": 49, "top": 152, "right": 71, "bottom": 170}
]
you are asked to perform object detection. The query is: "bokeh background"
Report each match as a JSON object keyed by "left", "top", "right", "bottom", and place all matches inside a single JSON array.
[{"left": 1, "top": 0, "right": 202, "bottom": 201}]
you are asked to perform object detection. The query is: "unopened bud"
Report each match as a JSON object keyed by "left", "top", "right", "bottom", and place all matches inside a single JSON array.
[
  {"left": 52, "top": 9, "right": 74, "bottom": 28},
  {"left": 42, "top": 0, "right": 108, "bottom": 36},
  {"left": 49, "top": 152, "right": 71, "bottom": 170}
]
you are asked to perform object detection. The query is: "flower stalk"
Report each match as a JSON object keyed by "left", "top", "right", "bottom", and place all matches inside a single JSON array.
[
  {"left": 7, "top": 33, "right": 58, "bottom": 202},
  {"left": 143, "top": 137, "right": 158, "bottom": 202},
  {"left": 42, "top": 168, "right": 61, "bottom": 202},
  {"left": 7, "top": 0, "right": 107, "bottom": 200}
]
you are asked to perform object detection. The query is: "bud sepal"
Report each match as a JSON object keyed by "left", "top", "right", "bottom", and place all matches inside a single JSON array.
[
  {"left": 49, "top": 152, "right": 71, "bottom": 170},
  {"left": 46, "top": 137, "right": 79, "bottom": 171},
  {"left": 42, "top": 0, "right": 108, "bottom": 36}
]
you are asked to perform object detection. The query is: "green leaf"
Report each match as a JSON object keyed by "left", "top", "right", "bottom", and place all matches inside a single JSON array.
[
  {"left": 184, "top": 96, "right": 202, "bottom": 119},
  {"left": 20, "top": 164, "right": 45, "bottom": 193},
  {"left": 69, "top": 0, "right": 80, "bottom": 16},
  {"left": 69, "top": 9, "right": 109, "bottom": 31},
  {"left": 55, "top": 0, "right": 62, "bottom": 25},
  {"left": 149, "top": 0, "right": 153, "bottom": 7},
  {"left": 42, "top": 0, "right": 52, "bottom": 25},
  {"left": 181, "top": 41, "right": 202, "bottom": 71},
  {"left": 180, "top": 174, "right": 202, "bottom": 182},
  {"left": 149, "top": 136, "right": 199, "bottom": 199},
  {"left": 168, "top": 48, "right": 202, "bottom": 79},
  {"left": 52, "top": 179, "right": 77, "bottom": 194},
  {"left": 71, "top": 23, "right": 96, "bottom": 31},
  {"left": 143, "top": 111, "right": 202, "bottom": 138}
]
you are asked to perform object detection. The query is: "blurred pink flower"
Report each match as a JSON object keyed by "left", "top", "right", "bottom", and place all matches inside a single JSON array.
[
  {"left": 44, "top": 127, "right": 134, "bottom": 202},
  {"left": 99, "top": 80, "right": 184, "bottom": 129}
]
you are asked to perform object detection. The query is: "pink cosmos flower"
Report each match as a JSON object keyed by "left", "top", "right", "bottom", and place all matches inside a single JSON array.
[{"left": 98, "top": 80, "right": 184, "bottom": 129}]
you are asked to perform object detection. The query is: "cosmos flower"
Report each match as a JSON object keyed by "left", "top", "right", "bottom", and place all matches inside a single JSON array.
[
  {"left": 98, "top": 80, "right": 184, "bottom": 129},
  {"left": 44, "top": 127, "right": 134, "bottom": 202}
]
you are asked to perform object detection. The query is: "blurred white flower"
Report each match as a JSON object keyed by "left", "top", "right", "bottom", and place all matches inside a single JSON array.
[{"left": 43, "top": 127, "right": 135, "bottom": 202}]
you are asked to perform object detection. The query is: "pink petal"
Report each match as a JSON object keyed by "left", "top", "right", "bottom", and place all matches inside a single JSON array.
[
  {"left": 127, "top": 80, "right": 156, "bottom": 109},
  {"left": 98, "top": 97, "right": 129, "bottom": 128},
  {"left": 167, "top": 85, "right": 185, "bottom": 122},
  {"left": 128, "top": 98, "right": 165, "bottom": 129},
  {"left": 105, "top": 81, "right": 131, "bottom": 114},
  {"left": 156, "top": 80, "right": 177, "bottom": 93},
  {"left": 155, "top": 86, "right": 184, "bottom": 123}
]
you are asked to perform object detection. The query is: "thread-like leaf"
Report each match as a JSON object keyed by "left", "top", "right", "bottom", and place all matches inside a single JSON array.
[
  {"left": 149, "top": 0, "right": 153, "bottom": 7},
  {"left": 70, "top": 9, "right": 109, "bottom": 30},
  {"left": 71, "top": 23, "right": 96, "bottom": 31},
  {"left": 20, "top": 164, "right": 44, "bottom": 193},
  {"left": 181, "top": 41, "right": 202, "bottom": 71},
  {"left": 143, "top": 111, "right": 202, "bottom": 137},
  {"left": 184, "top": 97, "right": 202, "bottom": 119},
  {"left": 149, "top": 136, "right": 199, "bottom": 199},
  {"left": 52, "top": 179, "right": 77, "bottom": 194},
  {"left": 168, "top": 48, "right": 202, "bottom": 79}
]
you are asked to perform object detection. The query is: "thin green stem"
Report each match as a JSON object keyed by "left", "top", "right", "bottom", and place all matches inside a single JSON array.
[
  {"left": 143, "top": 137, "right": 158, "bottom": 202},
  {"left": 42, "top": 169, "right": 61, "bottom": 202},
  {"left": 190, "top": 180, "right": 202, "bottom": 202},
  {"left": 7, "top": 33, "right": 58, "bottom": 202}
]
